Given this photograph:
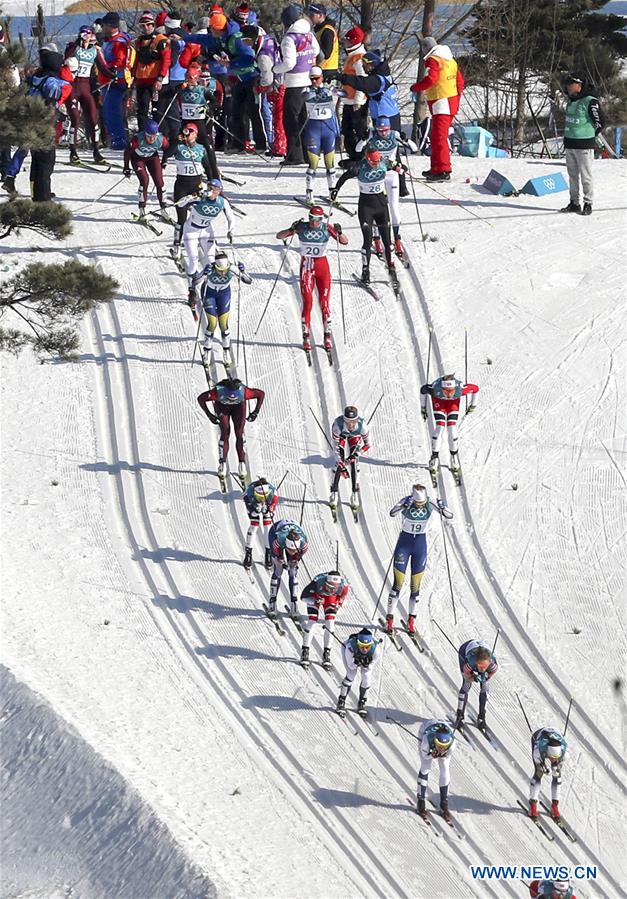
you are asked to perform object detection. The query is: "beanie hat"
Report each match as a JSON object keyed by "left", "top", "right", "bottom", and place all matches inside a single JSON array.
[
  {"left": 101, "top": 11, "right": 120, "bottom": 27},
  {"left": 344, "top": 26, "right": 364, "bottom": 49},
  {"left": 210, "top": 12, "right": 228, "bottom": 29},
  {"left": 363, "top": 49, "right": 382, "bottom": 66},
  {"left": 233, "top": 3, "right": 250, "bottom": 23},
  {"left": 421, "top": 36, "right": 437, "bottom": 56},
  {"left": 307, "top": 2, "right": 326, "bottom": 14},
  {"left": 281, "top": 4, "right": 302, "bottom": 28},
  {"left": 139, "top": 10, "right": 155, "bottom": 23}
]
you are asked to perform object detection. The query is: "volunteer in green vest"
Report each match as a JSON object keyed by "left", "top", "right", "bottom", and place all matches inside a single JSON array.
[
  {"left": 307, "top": 4, "right": 339, "bottom": 82},
  {"left": 562, "top": 74, "right": 604, "bottom": 217}
]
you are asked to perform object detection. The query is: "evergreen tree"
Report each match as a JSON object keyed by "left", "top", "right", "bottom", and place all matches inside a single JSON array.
[
  {"left": 0, "top": 197, "right": 72, "bottom": 239},
  {"left": 0, "top": 40, "right": 56, "bottom": 153},
  {"left": 0, "top": 261, "right": 118, "bottom": 360},
  {"left": 459, "top": 0, "right": 627, "bottom": 141}
]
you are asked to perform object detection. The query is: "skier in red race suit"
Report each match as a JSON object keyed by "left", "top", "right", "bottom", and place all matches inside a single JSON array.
[
  {"left": 197, "top": 377, "right": 265, "bottom": 480},
  {"left": 276, "top": 205, "right": 348, "bottom": 353},
  {"left": 410, "top": 36, "right": 464, "bottom": 182},
  {"left": 529, "top": 881, "right": 576, "bottom": 899},
  {"left": 420, "top": 372, "right": 478, "bottom": 475}
]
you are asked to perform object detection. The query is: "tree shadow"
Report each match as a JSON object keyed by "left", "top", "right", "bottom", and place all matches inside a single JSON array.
[
  {"left": 195, "top": 643, "right": 292, "bottom": 663},
  {"left": 136, "top": 546, "right": 211, "bottom": 563},
  {"left": 242, "top": 693, "right": 319, "bottom": 712},
  {"left": 154, "top": 593, "right": 257, "bottom": 617},
  {"left": 313, "top": 787, "right": 407, "bottom": 812},
  {"left": 450, "top": 795, "right": 512, "bottom": 816}
]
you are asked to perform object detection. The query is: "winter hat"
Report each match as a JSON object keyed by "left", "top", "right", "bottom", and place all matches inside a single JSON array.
[
  {"left": 281, "top": 4, "right": 302, "bottom": 28},
  {"left": 363, "top": 49, "right": 382, "bottom": 66},
  {"left": 78, "top": 24, "right": 94, "bottom": 35},
  {"left": 210, "top": 12, "right": 228, "bottom": 30},
  {"left": 139, "top": 10, "right": 155, "bottom": 24},
  {"left": 39, "top": 45, "right": 63, "bottom": 72},
  {"left": 344, "top": 26, "right": 364, "bottom": 49},
  {"left": 310, "top": 65, "right": 323, "bottom": 78},
  {"left": 198, "top": 16, "right": 210, "bottom": 28},
  {"left": 155, "top": 11, "right": 169, "bottom": 27},
  {"left": 101, "top": 11, "right": 121, "bottom": 27},
  {"left": 240, "top": 24, "right": 260, "bottom": 41},
  {"left": 164, "top": 11, "right": 182, "bottom": 29},
  {"left": 307, "top": 2, "right": 326, "bottom": 14},
  {"left": 233, "top": 3, "right": 250, "bottom": 23},
  {"left": 421, "top": 36, "right": 437, "bottom": 56}
]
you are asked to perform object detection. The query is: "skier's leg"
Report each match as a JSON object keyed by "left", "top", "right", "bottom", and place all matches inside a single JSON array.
[
  {"left": 270, "top": 556, "right": 282, "bottom": 601},
  {"left": 388, "top": 532, "right": 411, "bottom": 618},
  {"left": 202, "top": 286, "right": 219, "bottom": 349},
  {"left": 409, "top": 533, "right": 427, "bottom": 614},
  {"left": 300, "top": 258, "right": 315, "bottom": 335},
  {"left": 385, "top": 169, "right": 401, "bottom": 237},
  {"left": 218, "top": 411, "right": 231, "bottom": 461},
  {"left": 245, "top": 513, "right": 259, "bottom": 549},
  {"left": 359, "top": 199, "right": 375, "bottom": 268},
  {"left": 183, "top": 224, "right": 200, "bottom": 282},
  {"left": 216, "top": 286, "right": 232, "bottom": 351},
  {"left": 302, "top": 600, "right": 319, "bottom": 648},
  {"left": 447, "top": 412, "right": 460, "bottom": 454},
  {"left": 323, "top": 607, "right": 336, "bottom": 649},
  {"left": 146, "top": 154, "right": 165, "bottom": 205},
  {"left": 529, "top": 763, "right": 544, "bottom": 801},
  {"left": 316, "top": 257, "right": 332, "bottom": 326},
  {"left": 232, "top": 404, "right": 247, "bottom": 463},
  {"left": 432, "top": 412, "right": 446, "bottom": 453},
  {"left": 132, "top": 158, "right": 149, "bottom": 206},
  {"left": 375, "top": 203, "right": 394, "bottom": 267},
  {"left": 418, "top": 751, "right": 433, "bottom": 799}
]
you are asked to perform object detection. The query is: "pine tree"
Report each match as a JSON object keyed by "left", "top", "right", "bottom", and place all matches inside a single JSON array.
[
  {"left": 0, "top": 197, "right": 72, "bottom": 239},
  {"left": 0, "top": 260, "right": 118, "bottom": 360},
  {"left": 0, "top": 40, "right": 56, "bottom": 153}
]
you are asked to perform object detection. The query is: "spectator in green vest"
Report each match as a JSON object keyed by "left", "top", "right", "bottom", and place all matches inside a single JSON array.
[{"left": 561, "top": 74, "right": 604, "bottom": 216}]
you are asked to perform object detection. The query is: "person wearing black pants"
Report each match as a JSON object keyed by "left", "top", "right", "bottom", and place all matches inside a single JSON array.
[
  {"left": 230, "top": 77, "right": 267, "bottom": 151},
  {"left": 331, "top": 148, "right": 395, "bottom": 285},
  {"left": 30, "top": 147, "right": 56, "bottom": 201}
]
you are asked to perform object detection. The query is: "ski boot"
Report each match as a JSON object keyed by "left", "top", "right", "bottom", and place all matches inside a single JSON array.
[
  {"left": 453, "top": 711, "right": 464, "bottom": 731},
  {"left": 329, "top": 489, "right": 338, "bottom": 510},
  {"left": 305, "top": 188, "right": 313, "bottom": 206},
  {"left": 93, "top": 148, "right": 107, "bottom": 165},
  {"left": 245, "top": 139, "right": 256, "bottom": 154},
  {"left": 267, "top": 596, "right": 278, "bottom": 617},
  {"left": 417, "top": 797, "right": 427, "bottom": 816},
  {"left": 440, "top": 799, "right": 449, "bottom": 815},
  {"left": 428, "top": 452, "right": 439, "bottom": 485},
  {"left": 138, "top": 202, "right": 147, "bottom": 218},
  {"left": 69, "top": 147, "right": 80, "bottom": 164},
  {"left": 243, "top": 547, "right": 253, "bottom": 569},
  {"left": 2, "top": 175, "right": 17, "bottom": 195},
  {"left": 170, "top": 242, "right": 182, "bottom": 261},
  {"left": 217, "top": 459, "right": 227, "bottom": 479},
  {"left": 582, "top": 202, "right": 592, "bottom": 216},
  {"left": 529, "top": 799, "right": 539, "bottom": 819},
  {"left": 302, "top": 326, "right": 311, "bottom": 353},
  {"left": 289, "top": 595, "right": 298, "bottom": 618},
  {"left": 385, "top": 614, "right": 394, "bottom": 635},
  {"left": 360, "top": 264, "right": 370, "bottom": 285},
  {"left": 477, "top": 712, "right": 486, "bottom": 731},
  {"left": 560, "top": 201, "right": 581, "bottom": 214},
  {"left": 187, "top": 287, "right": 198, "bottom": 318},
  {"left": 323, "top": 330, "right": 332, "bottom": 351},
  {"left": 264, "top": 547, "right": 273, "bottom": 570},
  {"left": 407, "top": 614, "right": 416, "bottom": 636},
  {"left": 373, "top": 237, "right": 383, "bottom": 259},
  {"left": 387, "top": 263, "right": 399, "bottom": 291},
  {"left": 300, "top": 646, "right": 310, "bottom": 668},
  {"left": 450, "top": 451, "right": 460, "bottom": 473},
  {"left": 238, "top": 459, "right": 248, "bottom": 481},
  {"left": 394, "top": 238, "right": 405, "bottom": 260},
  {"left": 336, "top": 694, "right": 347, "bottom": 717},
  {"left": 357, "top": 688, "right": 368, "bottom": 716},
  {"left": 551, "top": 800, "right": 561, "bottom": 820},
  {"left": 424, "top": 170, "right": 450, "bottom": 182},
  {"left": 322, "top": 648, "right": 331, "bottom": 670}
]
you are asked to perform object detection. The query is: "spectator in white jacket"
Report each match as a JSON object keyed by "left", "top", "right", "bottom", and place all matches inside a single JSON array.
[{"left": 274, "top": 4, "right": 320, "bottom": 164}]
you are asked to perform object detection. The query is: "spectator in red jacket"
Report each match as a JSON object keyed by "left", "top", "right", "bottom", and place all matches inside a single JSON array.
[{"left": 410, "top": 37, "right": 464, "bottom": 182}]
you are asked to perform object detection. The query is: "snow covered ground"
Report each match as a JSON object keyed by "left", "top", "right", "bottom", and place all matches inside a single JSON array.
[{"left": 1, "top": 152, "right": 626, "bottom": 898}]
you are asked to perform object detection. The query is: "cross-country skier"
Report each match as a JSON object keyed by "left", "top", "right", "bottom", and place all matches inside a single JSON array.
[
  {"left": 455, "top": 639, "right": 499, "bottom": 730},
  {"left": 242, "top": 477, "right": 279, "bottom": 570},
  {"left": 123, "top": 120, "right": 169, "bottom": 213},
  {"left": 302, "top": 65, "right": 340, "bottom": 204},
  {"left": 529, "top": 726, "right": 568, "bottom": 820},
  {"left": 267, "top": 519, "right": 309, "bottom": 615},
  {"left": 336, "top": 628, "right": 381, "bottom": 717},
  {"left": 64, "top": 26, "right": 107, "bottom": 164},
  {"left": 421, "top": 373, "right": 479, "bottom": 478},
  {"left": 177, "top": 61, "right": 217, "bottom": 156},
  {"left": 276, "top": 207, "right": 348, "bottom": 353},
  {"left": 197, "top": 377, "right": 265, "bottom": 480},
  {"left": 529, "top": 880, "right": 575, "bottom": 899},
  {"left": 355, "top": 116, "right": 415, "bottom": 261},
  {"left": 386, "top": 484, "right": 452, "bottom": 635},
  {"left": 416, "top": 718, "right": 456, "bottom": 817},
  {"left": 199, "top": 250, "right": 251, "bottom": 365},
  {"left": 330, "top": 405, "right": 370, "bottom": 514},
  {"left": 171, "top": 122, "right": 220, "bottom": 262},
  {"left": 330, "top": 148, "right": 397, "bottom": 288},
  {"left": 180, "top": 179, "right": 235, "bottom": 309},
  {"left": 299, "top": 571, "right": 349, "bottom": 670}
]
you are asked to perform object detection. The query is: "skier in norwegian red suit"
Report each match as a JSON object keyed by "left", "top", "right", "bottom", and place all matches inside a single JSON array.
[
  {"left": 420, "top": 373, "right": 478, "bottom": 473},
  {"left": 276, "top": 205, "right": 348, "bottom": 353}
]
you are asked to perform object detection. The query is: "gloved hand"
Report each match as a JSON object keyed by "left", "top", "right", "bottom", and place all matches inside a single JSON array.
[
  {"left": 237, "top": 261, "right": 246, "bottom": 271},
  {"left": 227, "top": 231, "right": 233, "bottom": 244},
  {"left": 334, "top": 223, "right": 342, "bottom": 235},
  {"left": 595, "top": 133, "right": 605, "bottom": 149},
  {"left": 207, "top": 412, "right": 219, "bottom": 424},
  {"left": 437, "top": 498, "right": 446, "bottom": 510},
  {"left": 329, "top": 188, "right": 338, "bottom": 201},
  {"left": 123, "top": 167, "right": 132, "bottom": 179},
  {"left": 290, "top": 219, "right": 304, "bottom": 230},
  {"left": 421, "top": 407, "right": 428, "bottom": 421},
  {"left": 466, "top": 405, "right": 476, "bottom": 416},
  {"left": 247, "top": 410, "right": 258, "bottom": 422}
]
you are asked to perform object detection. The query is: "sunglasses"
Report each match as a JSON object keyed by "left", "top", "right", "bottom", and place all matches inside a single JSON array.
[{"left": 182, "top": 129, "right": 196, "bottom": 136}]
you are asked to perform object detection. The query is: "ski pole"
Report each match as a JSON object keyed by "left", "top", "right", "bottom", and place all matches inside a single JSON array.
[
  {"left": 431, "top": 618, "right": 457, "bottom": 653},
  {"left": 74, "top": 173, "right": 128, "bottom": 212},
  {"left": 385, "top": 715, "right": 418, "bottom": 740},
  {"left": 254, "top": 234, "right": 294, "bottom": 335},
  {"left": 299, "top": 482, "right": 307, "bottom": 526},
  {"left": 308, "top": 406, "right": 334, "bottom": 452},
  {"left": 210, "top": 116, "right": 272, "bottom": 165},
  {"left": 190, "top": 308, "right": 203, "bottom": 367},
  {"left": 236, "top": 267, "right": 242, "bottom": 365},
  {"left": 335, "top": 539, "right": 339, "bottom": 570},
  {"left": 157, "top": 87, "right": 182, "bottom": 128},
  {"left": 220, "top": 173, "right": 246, "bottom": 187},
  {"left": 372, "top": 551, "right": 395, "bottom": 620},
  {"left": 403, "top": 145, "right": 426, "bottom": 244},
  {"left": 464, "top": 326, "right": 468, "bottom": 413},
  {"left": 323, "top": 623, "right": 347, "bottom": 648},
  {"left": 335, "top": 229, "right": 346, "bottom": 344},
  {"left": 242, "top": 330, "right": 249, "bottom": 415},
  {"left": 515, "top": 691, "right": 533, "bottom": 734},
  {"left": 439, "top": 512, "right": 457, "bottom": 624},
  {"left": 276, "top": 470, "right": 289, "bottom": 491},
  {"left": 425, "top": 326, "right": 433, "bottom": 384},
  {"left": 563, "top": 697, "right": 574, "bottom": 736},
  {"left": 367, "top": 393, "right": 385, "bottom": 426},
  {"left": 492, "top": 628, "right": 500, "bottom": 655}
]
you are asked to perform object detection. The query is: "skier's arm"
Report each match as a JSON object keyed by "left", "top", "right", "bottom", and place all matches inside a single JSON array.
[
  {"left": 233, "top": 262, "right": 252, "bottom": 285},
  {"left": 274, "top": 35, "right": 296, "bottom": 75},
  {"left": 339, "top": 70, "right": 381, "bottom": 95},
  {"left": 244, "top": 386, "right": 265, "bottom": 418},
  {"left": 589, "top": 98, "right": 604, "bottom": 132},
  {"left": 462, "top": 383, "right": 479, "bottom": 413},
  {"left": 430, "top": 499, "right": 453, "bottom": 520},
  {"left": 420, "top": 383, "right": 432, "bottom": 419},
  {"left": 300, "top": 580, "right": 318, "bottom": 600},
  {"left": 222, "top": 197, "right": 235, "bottom": 234},
  {"left": 277, "top": 220, "right": 303, "bottom": 241},
  {"left": 389, "top": 497, "right": 407, "bottom": 516},
  {"left": 358, "top": 426, "right": 370, "bottom": 454},
  {"left": 456, "top": 67, "right": 465, "bottom": 96},
  {"left": 197, "top": 389, "right": 219, "bottom": 422},
  {"left": 327, "top": 223, "right": 348, "bottom": 245}
]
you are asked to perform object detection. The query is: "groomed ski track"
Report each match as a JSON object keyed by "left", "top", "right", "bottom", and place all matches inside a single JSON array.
[{"left": 3, "top": 155, "right": 625, "bottom": 897}]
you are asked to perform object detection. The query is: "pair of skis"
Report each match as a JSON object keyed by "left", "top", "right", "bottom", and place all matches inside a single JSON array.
[
  {"left": 378, "top": 618, "right": 426, "bottom": 653},
  {"left": 261, "top": 602, "right": 301, "bottom": 638},
  {"left": 516, "top": 800, "right": 577, "bottom": 843},
  {"left": 303, "top": 335, "right": 333, "bottom": 368},
  {"left": 429, "top": 460, "right": 462, "bottom": 489},
  {"left": 329, "top": 495, "right": 360, "bottom": 523},
  {"left": 293, "top": 195, "right": 355, "bottom": 218}
]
